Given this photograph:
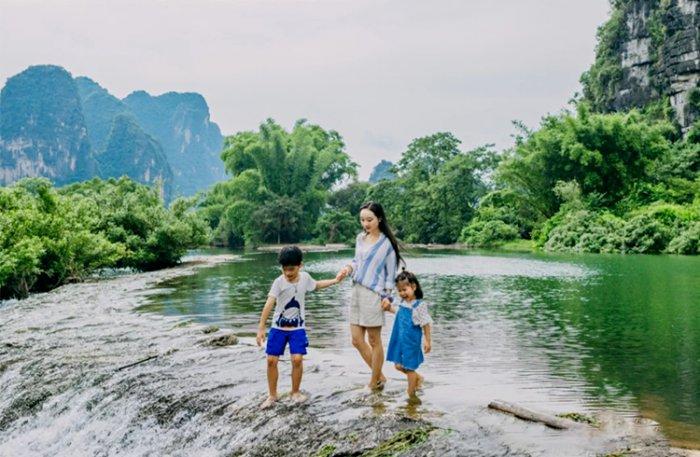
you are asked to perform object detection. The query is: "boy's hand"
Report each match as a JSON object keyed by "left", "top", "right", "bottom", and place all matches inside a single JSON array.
[
  {"left": 256, "top": 328, "right": 266, "bottom": 347},
  {"left": 423, "top": 339, "right": 431, "bottom": 354},
  {"left": 336, "top": 268, "right": 348, "bottom": 282}
]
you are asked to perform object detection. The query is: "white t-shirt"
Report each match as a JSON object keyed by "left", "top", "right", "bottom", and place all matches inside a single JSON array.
[{"left": 268, "top": 271, "right": 317, "bottom": 330}]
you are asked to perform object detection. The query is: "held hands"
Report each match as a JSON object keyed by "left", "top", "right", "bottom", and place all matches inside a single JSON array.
[
  {"left": 381, "top": 298, "right": 393, "bottom": 311},
  {"left": 423, "top": 339, "right": 432, "bottom": 354},
  {"left": 256, "top": 328, "right": 266, "bottom": 347},
  {"left": 335, "top": 266, "right": 350, "bottom": 282}
]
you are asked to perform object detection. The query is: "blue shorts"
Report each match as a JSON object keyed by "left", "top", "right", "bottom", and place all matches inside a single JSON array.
[{"left": 265, "top": 328, "right": 308, "bottom": 356}]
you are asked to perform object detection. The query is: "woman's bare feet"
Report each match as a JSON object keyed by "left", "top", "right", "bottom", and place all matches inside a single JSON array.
[
  {"left": 290, "top": 392, "right": 308, "bottom": 404},
  {"left": 260, "top": 395, "right": 277, "bottom": 409},
  {"left": 368, "top": 373, "right": 388, "bottom": 391}
]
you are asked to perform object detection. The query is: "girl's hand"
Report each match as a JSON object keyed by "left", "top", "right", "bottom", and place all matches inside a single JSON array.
[
  {"left": 423, "top": 340, "right": 431, "bottom": 354},
  {"left": 335, "top": 269, "right": 346, "bottom": 282},
  {"left": 381, "top": 298, "right": 392, "bottom": 311},
  {"left": 256, "top": 328, "right": 266, "bottom": 347}
]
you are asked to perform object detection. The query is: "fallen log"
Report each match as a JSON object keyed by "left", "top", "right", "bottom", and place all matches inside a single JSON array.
[{"left": 488, "top": 400, "right": 578, "bottom": 430}]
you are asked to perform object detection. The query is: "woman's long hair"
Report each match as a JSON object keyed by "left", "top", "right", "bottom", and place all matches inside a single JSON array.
[{"left": 360, "top": 201, "right": 403, "bottom": 268}]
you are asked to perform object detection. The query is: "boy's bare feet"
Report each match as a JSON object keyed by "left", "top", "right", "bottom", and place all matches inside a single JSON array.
[
  {"left": 260, "top": 395, "right": 277, "bottom": 409},
  {"left": 290, "top": 392, "right": 308, "bottom": 404}
]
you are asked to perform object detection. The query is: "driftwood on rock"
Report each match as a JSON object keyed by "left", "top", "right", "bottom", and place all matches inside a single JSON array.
[{"left": 488, "top": 400, "right": 579, "bottom": 430}]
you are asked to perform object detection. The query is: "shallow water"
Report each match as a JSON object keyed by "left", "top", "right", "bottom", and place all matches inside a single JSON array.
[{"left": 138, "top": 249, "right": 700, "bottom": 450}]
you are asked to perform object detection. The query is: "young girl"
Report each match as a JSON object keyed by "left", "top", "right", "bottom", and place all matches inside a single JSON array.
[{"left": 384, "top": 270, "right": 432, "bottom": 403}]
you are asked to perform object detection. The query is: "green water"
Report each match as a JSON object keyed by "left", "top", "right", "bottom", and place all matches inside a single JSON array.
[{"left": 137, "top": 249, "right": 700, "bottom": 447}]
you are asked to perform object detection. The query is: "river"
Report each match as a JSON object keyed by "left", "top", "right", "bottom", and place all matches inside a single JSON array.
[{"left": 1, "top": 250, "right": 698, "bottom": 456}]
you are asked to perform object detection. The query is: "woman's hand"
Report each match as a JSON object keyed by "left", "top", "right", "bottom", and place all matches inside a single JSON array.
[
  {"left": 381, "top": 298, "right": 393, "bottom": 311},
  {"left": 423, "top": 339, "right": 431, "bottom": 354},
  {"left": 335, "top": 268, "right": 347, "bottom": 282},
  {"left": 256, "top": 328, "right": 266, "bottom": 347}
]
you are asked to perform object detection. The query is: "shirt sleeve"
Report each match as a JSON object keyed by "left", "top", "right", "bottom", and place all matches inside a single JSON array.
[
  {"left": 268, "top": 277, "right": 281, "bottom": 298},
  {"left": 412, "top": 301, "right": 433, "bottom": 327},
  {"left": 304, "top": 272, "right": 317, "bottom": 292},
  {"left": 383, "top": 246, "right": 397, "bottom": 292}
]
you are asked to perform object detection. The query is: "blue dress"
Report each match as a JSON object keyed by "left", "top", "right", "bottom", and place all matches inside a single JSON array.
[{"left": 386, "top": 300, "right": 424, "bottom": 371}]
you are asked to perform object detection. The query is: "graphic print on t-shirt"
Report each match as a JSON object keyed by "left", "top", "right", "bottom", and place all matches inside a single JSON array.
[{"left": 275, "top": 296, "right": 304, "bottom": 327}]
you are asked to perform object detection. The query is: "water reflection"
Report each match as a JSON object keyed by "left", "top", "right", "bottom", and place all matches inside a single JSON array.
[{"left": 138, "top": 249, "right": 700, "bottom": 447}]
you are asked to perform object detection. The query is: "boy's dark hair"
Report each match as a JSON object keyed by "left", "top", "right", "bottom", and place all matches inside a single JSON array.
[
  {"left": 395, "top": 269, "right": 423, "bottom": 299},
  {"left": 278, "top": 246, "right": 303, "bottom": 266}
]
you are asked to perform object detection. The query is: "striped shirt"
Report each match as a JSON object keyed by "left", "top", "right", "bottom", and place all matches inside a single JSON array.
[{"left": 349, "top": 232, "right": 398, "bottom": 296}]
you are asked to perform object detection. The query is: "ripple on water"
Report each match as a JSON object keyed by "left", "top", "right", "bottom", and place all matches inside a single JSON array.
[{"left": 307, "top": 254, "right": 591, "bottom": 279}]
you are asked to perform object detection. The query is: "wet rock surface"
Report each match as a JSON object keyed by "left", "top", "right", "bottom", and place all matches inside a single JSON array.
[{"left": 0, "top": 255, "right": 691, "bottom": 456}]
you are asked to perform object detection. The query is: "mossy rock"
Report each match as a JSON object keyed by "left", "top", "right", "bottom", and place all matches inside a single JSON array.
[
  {"left": 315, "top": 444, "right": 336, "bottom": 457},
  {"left": 206, "top": 334, "right": 238, "bottom": 347},
  {"left": 362, "top": 426, "right": 436, "bottom": 457},
  {"left": 557, "top": 412, "right": 599, "bottom": 427},
  {"left": 202, "top": 325, "right": 220, "bottom": 334}
]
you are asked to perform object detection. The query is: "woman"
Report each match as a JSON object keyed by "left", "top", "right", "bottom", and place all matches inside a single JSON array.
[{"left": 339, "top": 201, "right": 403, "bottom": 390}]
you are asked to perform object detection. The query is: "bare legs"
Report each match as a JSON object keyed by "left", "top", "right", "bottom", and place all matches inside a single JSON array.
[
  {"left": 350, "top": 324, "right": 386, "bottom": 388},
  {"left": 290, "top": 354, "right": 307, "bottom": 402},
  {"left": 261, "top": 354, "right": 307, "bottom": 409},
  {"left": 262, "top": 355, "right": 279, "bottom": 408},
  {"left": 394, "top": 364, "right": 424, "bottom": 402}
]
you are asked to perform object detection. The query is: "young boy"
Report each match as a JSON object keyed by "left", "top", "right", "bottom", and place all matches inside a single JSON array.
[{"left": 256, "top": 246, "right": 344, "bottom": 409}]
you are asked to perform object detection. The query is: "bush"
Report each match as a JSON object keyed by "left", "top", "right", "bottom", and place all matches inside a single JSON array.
[
  {"left": 460, "top": 220, "right": 519, "bottom": 247},
  {"left": 621, "top": 203, "right": 697, "bottom": 253},
  {"left": 0, "top": 177, "right": 208, "bottom": 299},
  {"left": 667, "top": 222, "right": 700, "bottom": 254},
  {"left": 542, "top": 210, "right": 625, "bottom": 253}
]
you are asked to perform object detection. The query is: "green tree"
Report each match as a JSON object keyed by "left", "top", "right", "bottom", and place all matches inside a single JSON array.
[
  {"left": 367, "top": 136, "right": 496, "bottom": 244},
  {"left": 253, "top": 196, "right": 304, "bottom": 244},
  {"left": 499, "top": 105, "right": 675, "bottom": 218},
  {"left": 205, "top": 119, "right": 357, "bottom": 245},
  {"left": 395, "top": 132, "right": 462, "bottom": 181},
  {"left": 315, "top": 210, "right": 358, "bottom": 244},
  {"left": 327, "top": 182, "right": 371, "bottom": 216}
]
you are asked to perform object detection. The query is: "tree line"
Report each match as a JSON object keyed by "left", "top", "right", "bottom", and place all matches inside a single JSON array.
[{"left": 198, "top": 105, "right": 699, "bottom": 255}]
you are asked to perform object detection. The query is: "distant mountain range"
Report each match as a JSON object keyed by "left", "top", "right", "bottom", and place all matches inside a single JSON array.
[{"left": 0, "top": 65, "right": 226, "bottom": 199}]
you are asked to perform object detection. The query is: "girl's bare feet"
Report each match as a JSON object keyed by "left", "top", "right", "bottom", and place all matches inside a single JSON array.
[
  {"left": 260, "top": 395, "right": 277, "bottom": 409},
  {"left": 416, "top": 374, "right": 424, "bottom": 390},
  {"left": 290, "top": 392, "right": 308, "bottom": 404},
  {"left": 408, "top": 393, "right": 422, "bottom": 405}
]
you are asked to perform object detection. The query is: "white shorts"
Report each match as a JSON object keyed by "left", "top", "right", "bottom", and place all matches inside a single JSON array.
[{"left": 349, "top": 283, "right": 385, "bottom": 327}]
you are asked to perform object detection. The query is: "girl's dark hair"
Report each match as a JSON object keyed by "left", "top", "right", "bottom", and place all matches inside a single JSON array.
[
  {"left": 395, "top": 269, "right": 423, "bottom": 299},
  {"left": 359, "top": 201, "right": 403, "bottom": 267}
]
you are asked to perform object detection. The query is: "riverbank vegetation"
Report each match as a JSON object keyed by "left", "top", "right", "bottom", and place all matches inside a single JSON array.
[{"left": 0, "top": 177, "right": 207, "bottom": 299}]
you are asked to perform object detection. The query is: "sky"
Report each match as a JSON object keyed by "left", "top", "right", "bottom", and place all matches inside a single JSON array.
[{"left": 0, "top": 0, "right": 611, "bottom": 179}]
